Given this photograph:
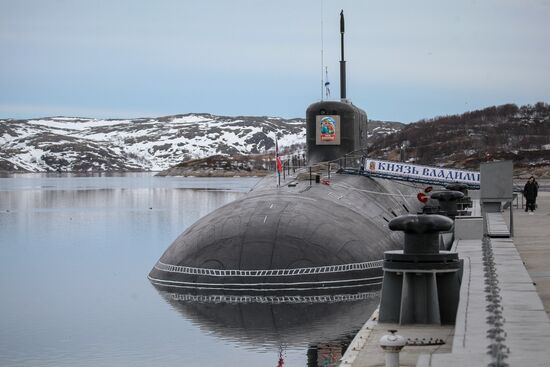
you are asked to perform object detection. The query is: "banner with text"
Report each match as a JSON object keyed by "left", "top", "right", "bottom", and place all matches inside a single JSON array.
[{"left": 364, "top": 158, "right": 480, "bottom": 186}]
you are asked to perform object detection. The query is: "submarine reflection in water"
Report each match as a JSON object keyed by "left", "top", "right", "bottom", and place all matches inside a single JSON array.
[{"left": 151, "top": 284, "right": 380, "bottom": 366}]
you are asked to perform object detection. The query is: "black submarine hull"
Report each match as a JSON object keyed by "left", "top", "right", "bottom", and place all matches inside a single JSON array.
[{"left": 148, "top": 171, "right": 422, "bottom": 294}]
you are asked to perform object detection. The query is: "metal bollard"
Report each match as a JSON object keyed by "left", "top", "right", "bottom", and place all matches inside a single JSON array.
[{"left": 379, "top": 330, "right": 406, "bottom": 367}]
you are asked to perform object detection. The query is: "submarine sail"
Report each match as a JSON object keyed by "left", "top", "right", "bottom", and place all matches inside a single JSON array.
[{"left": 307, "top": 10, "right": 367, "bottom": 164}]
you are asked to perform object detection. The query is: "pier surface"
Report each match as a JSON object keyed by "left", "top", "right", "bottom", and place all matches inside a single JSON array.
[
  {"left": 509, "top": 191, "right": 550, "bottom": 316},
  {"left": 344, "top": 191, "right": 550, "bottom": 367}
]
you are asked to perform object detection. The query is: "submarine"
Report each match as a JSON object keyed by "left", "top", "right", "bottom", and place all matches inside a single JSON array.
[{"left": 148, "top": 11, "right": 425, "bottom": 295}]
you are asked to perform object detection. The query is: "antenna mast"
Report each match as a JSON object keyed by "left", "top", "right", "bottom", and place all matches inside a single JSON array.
[
  {"left": 320, "top": 0, "right": 324, "bottom": 100},
  {"left": 339, "top": 10, "right": 346, "bottom": 100}
]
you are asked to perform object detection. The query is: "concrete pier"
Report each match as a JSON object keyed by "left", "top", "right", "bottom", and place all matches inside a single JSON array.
[
  {"left": 508, "top": 191, "right": 550, "bottom": 317},
  {"left": 343, "top": 191, "right": 550, "bottom": 367}
]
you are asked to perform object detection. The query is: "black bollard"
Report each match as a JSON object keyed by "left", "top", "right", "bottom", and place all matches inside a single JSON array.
[
  {"left": 445, "top": 183, "right": 468, "bottom": 196},
  {"left": 379, "top": 214, "right": 461, "bottom": 325},
  {"left": 431, "top": 190, "right": 464, "bottom": 218},
  {"left": 389, "top": 214, "right": 453, "bottom": 255}
]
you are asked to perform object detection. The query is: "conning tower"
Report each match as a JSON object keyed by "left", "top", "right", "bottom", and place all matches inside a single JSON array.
[{"left": 306, "top": 10, "right": 368, "bottom": 164}]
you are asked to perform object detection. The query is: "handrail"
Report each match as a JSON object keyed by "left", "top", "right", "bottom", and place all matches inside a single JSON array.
[{"left": 155, "top": 259, "right": 383, "bottom": 277}]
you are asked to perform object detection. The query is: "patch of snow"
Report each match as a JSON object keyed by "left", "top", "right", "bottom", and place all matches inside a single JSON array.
[
  {"left": 169, "top": 115, "right": 213, "bottom": 124},
  {"left": 26, "top": 118, "right": 132, "bottom": 131}
]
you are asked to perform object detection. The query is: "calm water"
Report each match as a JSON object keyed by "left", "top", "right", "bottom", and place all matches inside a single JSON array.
[{"left": 0, "top": 173, "right": 377, "bottom": 367}]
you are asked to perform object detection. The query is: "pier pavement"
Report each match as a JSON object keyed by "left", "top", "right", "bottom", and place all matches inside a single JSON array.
[
  {"left": 343, "top": 191, "right": 550, "bottom": 367},
  {"left": 506, "top": 191, "right": 550, "bottom": 316}
]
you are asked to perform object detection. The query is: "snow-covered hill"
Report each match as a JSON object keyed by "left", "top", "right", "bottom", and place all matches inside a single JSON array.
[
  {"left": 0, "top": 114, "right": 306, "bottom": 172},
  {"left": 0, "top": 113, "right": 402, "bottom": 172}
]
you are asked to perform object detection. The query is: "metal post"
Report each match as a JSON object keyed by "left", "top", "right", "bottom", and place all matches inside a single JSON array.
[
  {"left": 339, "top": 10, "right": 346, "bottom": 100},
  {"left": 510, "top": 201, "right": 514, "bottom": 237},
  {"left": 328, "top": 163, "right": 331, "bottom": 179},
  {"left": 309, "top": 167, "right": 312, "bottom": 186},
  {"left": 521, "top": 193, "right": 524, "bottom": 209},
  {"left": 379, "top": 331, "right": 405, "bottom": 367},
  {"left": 287, "top": 159, "right": 290, "bottom": 176}
]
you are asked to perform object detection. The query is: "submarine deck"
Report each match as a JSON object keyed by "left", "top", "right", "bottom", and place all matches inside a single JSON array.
[
  {"left": 149, "top": 165, "right": 428, "bottom": 294},
  {"left": 343, "top": 190, "right": 550, "bottom": 367}
]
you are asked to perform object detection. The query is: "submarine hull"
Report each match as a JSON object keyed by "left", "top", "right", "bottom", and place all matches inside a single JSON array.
[{"left": 148, "top": 172, "right": 423, "bottom": 294}]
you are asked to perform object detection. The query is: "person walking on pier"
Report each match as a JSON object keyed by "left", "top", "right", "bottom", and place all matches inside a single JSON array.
[{"left": 523, "top": 176, "right": 539, "bottom": 214}]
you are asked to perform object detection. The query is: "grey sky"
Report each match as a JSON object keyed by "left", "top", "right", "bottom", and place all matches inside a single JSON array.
[{"left": 1, "top": 0, "right": 549, "bottom": 122}]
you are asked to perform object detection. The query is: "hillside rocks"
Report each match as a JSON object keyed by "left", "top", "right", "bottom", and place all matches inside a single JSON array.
[
  {"left": 368, "top": 103, "right": 550, "bottom": 177},
  {"left": 155, "top": 154, "right": 274, "bottom": 177}
]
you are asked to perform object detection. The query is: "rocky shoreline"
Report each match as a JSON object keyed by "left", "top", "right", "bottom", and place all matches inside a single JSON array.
[{"left": 155, "top": 154, "right": 276, "bottom": 177}]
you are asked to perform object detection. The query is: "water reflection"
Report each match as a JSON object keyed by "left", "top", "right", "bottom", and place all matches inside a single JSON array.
[
  {"left": 0, "top": 174, "right": 378, "bottom": 366},
  {"left": 0, "top": 175, "right": 261, "bottom": 367},
  {"left": 151, "top": 285, "right": 380, "bottom": 366}
]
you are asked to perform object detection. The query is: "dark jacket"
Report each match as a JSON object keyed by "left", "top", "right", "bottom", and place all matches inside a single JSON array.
[{"left": 524, "top": 181, "right": 538, "bottom": 201}]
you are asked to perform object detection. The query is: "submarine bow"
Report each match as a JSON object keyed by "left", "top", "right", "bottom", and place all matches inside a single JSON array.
[{"left": 147, "top": 173, "right": 418, "bottom": 294}]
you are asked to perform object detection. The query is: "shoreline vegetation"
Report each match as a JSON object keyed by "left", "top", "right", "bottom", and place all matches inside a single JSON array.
[{"left": 155, "top": 153, "right": 304, "bottom": 177}]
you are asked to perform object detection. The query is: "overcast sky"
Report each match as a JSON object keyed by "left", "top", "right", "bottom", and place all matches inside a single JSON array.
[{"left": 1, "top": 0, "right": 549, "bottom": 122}]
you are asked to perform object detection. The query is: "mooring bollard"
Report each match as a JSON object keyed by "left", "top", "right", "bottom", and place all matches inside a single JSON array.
[
  {"left": 379, "top": 330, "right": 406, "bottom": 367},
  {"left": 379, "top": 214, "right": 462, "bottom": 324},
  {"left": 431, "top": 190, "right": 464, "bottom": 218}
]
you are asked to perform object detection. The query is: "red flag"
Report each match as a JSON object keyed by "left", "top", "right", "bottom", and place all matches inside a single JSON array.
[{"left": 276, "top": 139, "right": 282, "bottom": 174}]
